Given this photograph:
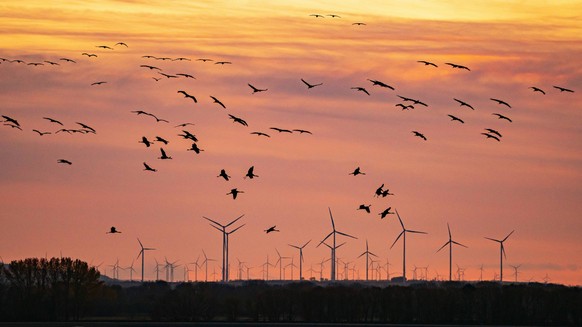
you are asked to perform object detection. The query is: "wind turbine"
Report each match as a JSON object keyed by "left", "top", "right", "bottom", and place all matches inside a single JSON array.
[
  {"left": 262, "top": 255, "right": 274, "bottom": 280},
  {"left": 390, "top": 210, "right": 427, "bottom": 281},
  {"left": 357, "top": 239, "right": 378, "bottom": 281},
  {"left": 203, "top": 214, "right": 244, "bottom": 282},
  {"left": 485, "top": 230, "right": 514, "bottom": 282},
  {"left": 153, "top": 258, "right": 163, "bottom": 280},
  {"left": 510, "top": 264, "right": 521, "bottom": 282},
  {"left": 189, "top": 256, "right": 201, "bottom": 281},
  {"left": 137, "top": 238, "right": 155, "bottom": 282},
  {"left": 275, "top": 249, "right": 290, "bottom": 280},
  {"left": 436, "top": 223, "right": 468, "bottom": 281},
  {"left": 126, "top": 260, "right": 137, "bottom": 282},
  {"left": 201, "top": 249, "right": 215, "bottom": 282},
  {"left": 317, "top": 208, "right": 357, "bottom": 281},
  {"left": 288, "top": 240, "right": 311, "bottom": 280}
]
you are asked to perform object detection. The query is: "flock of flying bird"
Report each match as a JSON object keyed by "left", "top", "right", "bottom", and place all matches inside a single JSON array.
[{"left": 1, "top": 12, "right": 577, "bottom": 282}]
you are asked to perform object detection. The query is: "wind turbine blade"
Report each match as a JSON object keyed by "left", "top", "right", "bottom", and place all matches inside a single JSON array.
[
  {"left": 328, "top": 207, "right": 336, "bottom": 231},
  {"left": 225, "top": 214, "right": 245, "bottom": 228},
  {"left": 502, "top": 230, "right": 515, "bottom": 242},
  {"left": 301, "top": 239, "right": 311, "bottom": 248},
  {"left": 357, "top": 252, "right": 367, "bottom": 258},
  {"left": 317, "top": 232, "right": 333, "bottom": 247},
  {"left": 229, "top": 223, "right": 245, "bottom": 234},
  {"left": 209, "top": 224, "right": 223, "bottom": 233},
  {"left": 136, "top": 250, "right": 143, "bottom": 260},
  {"left": 407, "top": 229, "right": 427, "bottom": 234},
  {"left": 288, "top": 244, "right": 300, "bottom": 249},
  {"left": 395, "top": 209, "right": 405, "bottom": 230},
  {"left": 447, "top": 223, "right": 451, "bottom": 239},
  {"left": 390, "top": 231, "right": 404, "bottom": 249},
  {"left": 144, "top": 248, "right": 156, "bottom": 251},
  {"left": 137, "top": 238, "right": 144, "bottom": 249},
  {"left": 202, "top": 249, "right": 208, "bottom": 259},
  {"left": 369, "top": 251, "right": 378, "bottom": 257},
  {"left": 203, "top": 216, "right": 223, "bottom": 227},
  {"left": 336, "top": 230, "right": 357, "bottom": 239},
  {"left": 452, "top": 241, "right": 468, "bottom": 248},
  {"left": 436, "top": 241, "right": 450, "bottom": 253},
  {"left": 484, "top": 237, "right": 501, "bottom": 243},
  {"left": 336, "top": 242, "right": 346, "bottom": 249},
  {"left": 502, "top": 244, "right": 507, "bottom": 259},
  {"left": 275, "top": 248, "right": 281, "bottom": 257}
]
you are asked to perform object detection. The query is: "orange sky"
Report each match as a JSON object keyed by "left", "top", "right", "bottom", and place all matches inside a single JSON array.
[{"left": 1, "top": 0, "right": 581, "bottom": 285}]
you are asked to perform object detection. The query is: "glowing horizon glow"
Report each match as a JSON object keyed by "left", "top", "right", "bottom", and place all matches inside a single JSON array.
[{"left": 1, "top": 0, "right": 581, "bottom": 286}]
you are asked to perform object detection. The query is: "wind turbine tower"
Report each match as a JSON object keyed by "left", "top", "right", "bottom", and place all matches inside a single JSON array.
[
  {"left": 389, "top": 210, "right": 427, "bottom": 281},
  {"left": 289, "top": 240, "right": 311, "bottom": 280},
  {"left": 485, "top": 230, "right": 514, "bottom": 283},
  {"left": 436, "top": 223, "right": 467, "bottom": 281},
  {"left": 318, "top": 208, "right": 357, "bottom": 281},
  {"left": 137, "top": 238, "right": 155, "bottom": 282}
]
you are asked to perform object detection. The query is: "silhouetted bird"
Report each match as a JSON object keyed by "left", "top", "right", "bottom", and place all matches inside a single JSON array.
[
  {"left": 218, "top": 169, "right": 230, "bottom": 181},
  {"left": 115, "top": 42, "right": 128, "bottom": 47},
  {"left": 310, "top": 14, "right": 324, "bottom": 18},
  {"left": 58, "top": 159, "right": 72, "bottom": 165},
  {"left": 187, "top": 142, "right": 204, "bottom": 154},
  {"left": 301, "top": 78, "right": 323, "bottom": 89},
  {"left": 158, "top": 148, "right": 172, "bottom": 159},
  {"left": 227, "top": 188, "right": 244, "bottom": 199},
  {"left": 482, "top": 133, "right": 500, "bottom": 142},
  {"left": 484, "top": 128, "right": 502, "bottom": 138},
  {"left": 351, "top": 87, "right": 370, "bottom": 95},
  {"left": 447, "top": 114, "right": 464, "bottom": 123},
  {"left": 91, "top": 81, "right": 107, "bottom": 86},
  {"left": 529, "top": 86, "right": 545, "bottom": 94},
  {"left": 412, "top": 131, "right": 427, "bottom": 140},
  {"left": 293, "top": 129, "right": 312, "bottom": 134},
  {"left": 175, "top": 122, "right": 195, "bottom": 128},
  {"left": 270, "top": 127, "right": 293, "bottom": 133},
  {"left": 178, "top": 90, "right": 197, "bottom": 103},
  {"left": 445, "top": 62, "right": 470, "bottom": 71},
  {"left": 349, "top": 167, "right": 366, "bottom": 176},
  {"left": 352, "top": 22, "right": 366, "bottom": 25},
  {"left": 396, "top": 103, "right": 414, "bottom": 110},
  {"left": 245, "top": 166, "right": 259, "bottom": 179},
  {"left": 44, "top": 60, "right": 59, "bottom": 65},
  {"left": 250, "top": 131, "right": 270, "bottom": 137},
  {"left": 492, "top": 113, "right": 512, "bottom": 122},
  {"left": 327, "top": 14, "right": 341, "bottom": 18},
  {"left": 43, "top": 117, "right": 63, "bottom": 125},
  {"left": 229, "top": 114, "right": 248, "bottom": 126},
  {"left": 96, "top": 45, "right": 113, "bottom": 50},
  {"left": 358, "top": 204, "right": 371, "bottom": 213},
  {"left": 248, "top": 83, "right": 268, "bottom": 94},
  {"left": 490, "top": 98, "right": 511, "bottom": 108},
  {"left": 210, "top": 96, "right": 226, "bottom": 108},
  {"left": 173, "top": 57, "right": 191, "bottom": 61},
  {"left": 367, "top": 79, "right": 394, "bottom": 90},
  {"left": 178, "top": 130, "right": 198, "bottom": 142},
  {"left": 32, "top": 129, "right": 51, "bottom": 136},
  {"left": 197, "top": 58, "right": 213, "bottom": 62},
  {"left": 2, "top": 115, "right": 19, "bottom": 126},
  {"left": 381, "top": 189, "right": 394, "bottom": 197},
  {"left": 107, "top": 226, "right": 121, "bottom": 234},
  {"left": 265, "top": 226, "right": 279, "bottom": 233},
  {"left": 27, "top": 62, "right": 43, "bottom": 66},
  {"left": 176, "top": 73, "right": 195, "bottom": 79},
  {"left": 417, "top": 60, "right": 438, "bottom": 67},
  {"left": 159, "top": 72, "right": 177, "bottom": 78},
  {"left": 215, "top": 61, "right": 232, "bottom": 65},
  {"left": 4, "top": 124, "right": 22, "bottom": 130},
  {"left": 143, "top": 162, "right": 157, "bottom": 172},
  {"left": 59, "top": 58, "right": 76, "bottom": 63},
  {"left": 155, "top": 136, "right": 169, "bottom": 145},
  {"left": 76, "top": 122, "right": 96, "bottom": 133},
  {"left": 398, "top": 95, "right": 428, "bottom": 106},
  {"left": 140, "top": 65, "right": 161, "bottom": 70},
  {"left": 374, "top": 184, "right": 384, "bottom": 197},
  {"left": 139, "top": 136, "right": 152, "bottom": 147},
  {"left": 81, "top": 53, "right": 97, "bottom": 57},
  {"left": 553, "top": 85, "right": 574, "bottom": 93},
  {"left": 454, "top": 98, "right": 474, "bottom": 110},
  {"left": 379, "top": 207, "right": 394, "bottom": 218}
]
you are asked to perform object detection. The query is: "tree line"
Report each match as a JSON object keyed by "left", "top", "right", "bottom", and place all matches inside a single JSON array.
[{"left": 1, "top": 257, "right": 580, "bottom": 325}]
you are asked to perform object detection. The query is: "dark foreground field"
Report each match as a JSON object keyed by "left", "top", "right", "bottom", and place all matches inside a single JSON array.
[{"left": 1, "top": 258, "right": 580, "bottom": 325}]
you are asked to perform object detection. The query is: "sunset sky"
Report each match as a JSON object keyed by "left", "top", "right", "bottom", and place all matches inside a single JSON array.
[{"left": 1, "top": 0, "right": 581, "bottom": 285}]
